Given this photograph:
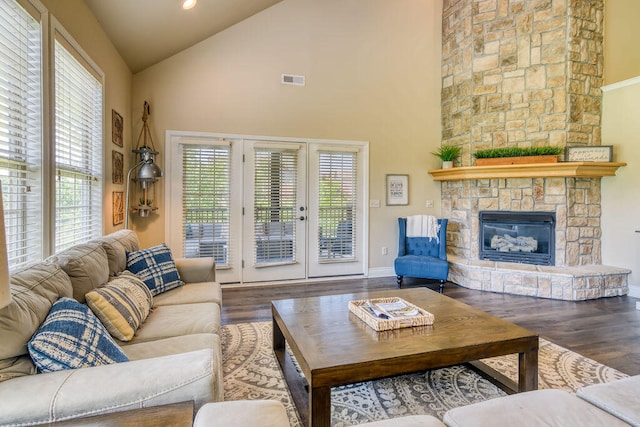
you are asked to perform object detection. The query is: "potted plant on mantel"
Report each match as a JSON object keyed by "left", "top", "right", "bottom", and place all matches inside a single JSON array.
[
  {"left": 432, "top": 144, "right": 462, "bottom": 168},
  {"left": 473, "top": 146, "right": 563, "bottom": 166}
]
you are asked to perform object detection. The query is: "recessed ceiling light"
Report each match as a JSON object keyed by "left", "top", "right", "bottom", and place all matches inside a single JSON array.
[{"left": 182, "top": 0, "right": 197, "bottom": 10}]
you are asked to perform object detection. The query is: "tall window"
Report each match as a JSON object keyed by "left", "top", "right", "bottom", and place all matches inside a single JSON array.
[
  {"left": 182, "top": 142, "right": 231, "bottom": 266},
  {"left": 53, "top": 36, "right": 103, "bottom": 252},
  {"left": 0, "top": 0, "right": 43, "bottom": 269}
]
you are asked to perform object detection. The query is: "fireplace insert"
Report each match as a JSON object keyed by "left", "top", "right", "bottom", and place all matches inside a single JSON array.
[{"left": 479, "top": 211, "right": 555, "bottom": 266}]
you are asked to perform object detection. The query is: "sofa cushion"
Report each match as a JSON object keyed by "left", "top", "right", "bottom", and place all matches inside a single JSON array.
[
  {"left": 47, "top": 242, "right": 110, "bottom": 303},
  {"left": 0, "top": 355, "right": 36, "bottom": 382},
  {"left": 125, "top": 302, "right": 220, "bottom": 344},
  {"left": 153, "top": 282, "right": 222, "bottom": 307},
  {"left": 126, "top": 244, "right": 184, "bottom": 296},
  {"left": 28, "top": 297, "right": 128, "bottom": 373},
  {"left": 121, "top": 333, "right": 219, "bottom": 360},
  {"left": 85, "top": 271, "right": 153, "bottom": 341},
  {"left": 0, "top": 262, "right": 72, "bottom": 361},
  {"left": 93, "top": 230, "right": 140, "bottom": 276}
]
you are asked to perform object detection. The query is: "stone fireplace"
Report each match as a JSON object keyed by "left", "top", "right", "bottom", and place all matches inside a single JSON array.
[{"left": 439, "top": 0, "right": 630, "bottom": 300}]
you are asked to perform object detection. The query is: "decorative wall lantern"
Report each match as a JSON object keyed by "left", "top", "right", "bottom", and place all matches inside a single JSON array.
[{"left": 125, "top": 102, "right": 163, "bottom": 228}]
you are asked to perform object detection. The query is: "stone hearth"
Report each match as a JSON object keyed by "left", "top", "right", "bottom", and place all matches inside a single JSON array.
[{"left": 439, "top": 0, "right": 630, "bottom": 300}]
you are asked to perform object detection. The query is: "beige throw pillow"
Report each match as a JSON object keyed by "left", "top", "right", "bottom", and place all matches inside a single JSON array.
[{"left": 85, "top": 271, "right": 153, "bottom": 341}]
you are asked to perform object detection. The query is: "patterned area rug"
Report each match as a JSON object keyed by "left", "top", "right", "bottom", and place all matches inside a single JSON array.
[{"left": 222, "top": 321, "right": 627, "bottom": 426}]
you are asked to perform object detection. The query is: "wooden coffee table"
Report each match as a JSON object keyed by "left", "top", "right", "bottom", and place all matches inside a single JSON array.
[{"left": 272, "top": 288, "right": 538, "bottom": 427}]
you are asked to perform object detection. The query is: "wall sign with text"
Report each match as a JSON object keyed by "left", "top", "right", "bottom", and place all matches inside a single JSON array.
[
  {"left": 565, "top": 146, "right": 613, "bottom": 162},
  {"left": 386, "top": 174, "right": 409, "bottom": 206}
]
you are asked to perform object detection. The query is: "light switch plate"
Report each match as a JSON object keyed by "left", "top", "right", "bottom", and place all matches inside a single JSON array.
[{"left": 369, "top": 199, "right": 381, "bottom": 208}]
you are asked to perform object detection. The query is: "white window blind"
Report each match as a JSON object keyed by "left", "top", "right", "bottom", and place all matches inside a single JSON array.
[
  {"left": 317, "top": 150, "right": 357, "bottom": 261},
  {"left": 0, "top": 0, "right": 42, "bottom": 269},
  {"left": 181, "top": 142, "right": 231, "bottom": 267},
  {"left": 53, "top": 38, "right": 103, "bottom": 252},
  {"left": 253, "top": 146, "right": 297, "bottom": 265}
]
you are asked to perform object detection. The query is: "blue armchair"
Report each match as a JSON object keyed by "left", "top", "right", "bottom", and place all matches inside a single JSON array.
[{"left": 394, "top": 217, "right": 449, "bottom": 293}]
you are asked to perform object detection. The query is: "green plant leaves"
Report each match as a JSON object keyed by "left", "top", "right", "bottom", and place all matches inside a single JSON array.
[{"left": 473, "top": 146, "right": 563, "bottom": 159}]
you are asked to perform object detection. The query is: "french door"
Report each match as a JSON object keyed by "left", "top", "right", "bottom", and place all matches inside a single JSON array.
[
  {"left": 307, "top": 143, "right": 365, "bottom": 277},
  {"left": 165, "top": 132, "right": 367, "bottom": 284},
  {"left": 242, "top": 141, "right": 307, "bottom": 282}
]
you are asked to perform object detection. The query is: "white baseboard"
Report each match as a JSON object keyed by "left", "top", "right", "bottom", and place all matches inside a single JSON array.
[
  {"left": 628, "top": 285, "right": 640, "bottom": 298},
  {"left": 368, "top": 267, "right": 395, "bottom": 278}
]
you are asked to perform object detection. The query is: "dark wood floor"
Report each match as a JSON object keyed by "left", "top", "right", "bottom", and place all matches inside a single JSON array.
[{"left": 221, "top": 277, "right": 640, "bottom": 376}]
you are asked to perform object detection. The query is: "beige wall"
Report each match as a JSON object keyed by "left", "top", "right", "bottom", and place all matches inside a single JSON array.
[
  {"left": 132, "top": 0, "right": 443, "bottom": 271},
  {"left": 604, "top": 0, "right": 640, "bottom": 85},
  {"left": 41, "top": 0, "right": 132, "bottom": 236},
  {"left": 601, "top": 2, "right": 640, "bottom": 295},
  {"left": 601, "top": 81, "right": 640, "bottom": 295}
]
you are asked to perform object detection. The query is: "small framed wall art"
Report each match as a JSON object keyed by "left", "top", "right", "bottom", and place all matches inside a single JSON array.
[
  {"left": 112, "top": 191, "right": 124, "bottom": 225},
  {"left": 112, "top": 109, "right": 123, "bottom": 147},
  {"left": 565, "top": 146, "right": 613, "bottom": 162},
  {"left": 112, "top": 150, "right": 123, "bottom": 184},
  {"left": 386, "top": 174, "right": 409, "bottom": 206}
]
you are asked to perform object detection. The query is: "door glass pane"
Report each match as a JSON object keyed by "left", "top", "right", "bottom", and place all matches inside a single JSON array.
[
  {"left": 253, "top": 148, "right": 297, "bottom": 265},
  {"left": 318, "top": 151, "right": 356, "bottom": 261},
  {"left": 182, "top": 144, "right": 230, "bottom": 266}
]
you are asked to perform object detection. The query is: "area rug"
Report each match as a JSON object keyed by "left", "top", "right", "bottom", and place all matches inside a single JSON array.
[{"left": 222, "top": 321, "right": 627, "bottom": 426}]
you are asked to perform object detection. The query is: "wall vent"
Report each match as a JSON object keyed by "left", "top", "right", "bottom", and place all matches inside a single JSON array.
[{"left": 281, "top": 74, "right": 305, "bottom": 86}]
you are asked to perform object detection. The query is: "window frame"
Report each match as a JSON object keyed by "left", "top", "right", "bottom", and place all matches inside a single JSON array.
[
  {"left": 0, "top": 1, "right": 105, "bottom": 269},
  {"left": 50, "top": 19, "right": 105, "bottom": 253}
]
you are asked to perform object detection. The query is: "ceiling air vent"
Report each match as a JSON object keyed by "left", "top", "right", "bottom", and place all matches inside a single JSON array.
[{"left": 281, "top": 74, "right": 305, "bottom": 86}]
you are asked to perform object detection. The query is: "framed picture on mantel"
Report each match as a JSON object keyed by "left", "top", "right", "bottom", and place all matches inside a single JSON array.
[
  {"left": 565, "top": 146, "right": 613, "bottom": 162},
  {"left": 386, "top": 174, "right": 409, "bottom": 206}
]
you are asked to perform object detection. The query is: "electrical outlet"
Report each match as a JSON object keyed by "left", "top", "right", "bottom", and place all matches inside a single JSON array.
[
  {"left": 382, "top": 247, "right": 388, "bottom": 255},
  {"left": 636, "top": 301, "right": 640, "bottom": 311},
  {"left": 369, "top": 199, "right": 381, "bottom": 208},
  {"left": 425, "top": 200, "right": 434, "bottom": 208}
]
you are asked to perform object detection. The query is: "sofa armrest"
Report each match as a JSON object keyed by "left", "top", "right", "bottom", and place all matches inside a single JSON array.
[
  {"left": 175, "top": 257, "right": 216, "bottom": 283},
  {"left": 0, "top": 349, "right": 221, "bottom": 425}
]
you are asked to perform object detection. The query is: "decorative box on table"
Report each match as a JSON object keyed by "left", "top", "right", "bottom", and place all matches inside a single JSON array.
[{"left": 348, "top": 297, "right": 434, "bottom": 331}]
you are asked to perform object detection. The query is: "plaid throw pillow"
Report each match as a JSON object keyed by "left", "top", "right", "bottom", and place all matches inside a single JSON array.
[
  {"left": 126, "top": 243, "right": 184, "bottom": 296},
  {"left": 28, "top": 297, "right": 129, "bottom": 373},
  {"left": 85, "top": 271, "right": 153, "bottom": 341}
]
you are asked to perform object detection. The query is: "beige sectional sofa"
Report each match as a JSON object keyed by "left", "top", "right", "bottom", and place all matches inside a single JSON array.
[
  {"left": 194, "top": 377, "right": 640, "bottom": 426},
  {"left": 0, "top": 230, "right": 222, "bottom": 426}
]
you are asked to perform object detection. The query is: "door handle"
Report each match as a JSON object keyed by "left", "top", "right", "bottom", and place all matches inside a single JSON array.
[{"left": 299, "top": 216, "right": 306, "bottom": 221}]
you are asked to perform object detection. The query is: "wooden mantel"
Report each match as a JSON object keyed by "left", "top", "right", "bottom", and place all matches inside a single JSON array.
[{"left": 428, "top": 162, "right": 627, "bottom": 181}]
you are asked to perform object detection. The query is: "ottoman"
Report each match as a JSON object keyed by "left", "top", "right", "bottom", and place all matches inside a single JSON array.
[
  {"left": 577, "top": 375, "right": 640, "bottom": 426},
  {"left": 193, "top": 400, "right": 289, "bottom": 427},
  {"left": 359, "top": 415, "right": 446, "bottom": 426}
]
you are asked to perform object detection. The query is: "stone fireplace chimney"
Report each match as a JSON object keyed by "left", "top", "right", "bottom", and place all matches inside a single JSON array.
[{"left": 439, "top": 0, "right": 629, "bottom": 300}]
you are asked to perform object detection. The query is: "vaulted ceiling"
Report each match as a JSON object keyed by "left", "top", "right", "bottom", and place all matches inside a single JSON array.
[{"left": 84, "top": 0, "right": 283, "bottom": 73}]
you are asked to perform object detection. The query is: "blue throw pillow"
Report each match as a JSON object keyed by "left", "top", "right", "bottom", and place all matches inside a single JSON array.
[
  {"left": 126, "top": 243, "right": 184, "bottom": 296},
  {"left": 28, "top": 297, "right": 129, "bottom": 373}
]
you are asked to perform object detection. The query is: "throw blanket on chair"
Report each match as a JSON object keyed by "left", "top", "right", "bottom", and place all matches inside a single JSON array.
[{"left": 406, "top": 215, "right": 440, "bottom": 242}]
